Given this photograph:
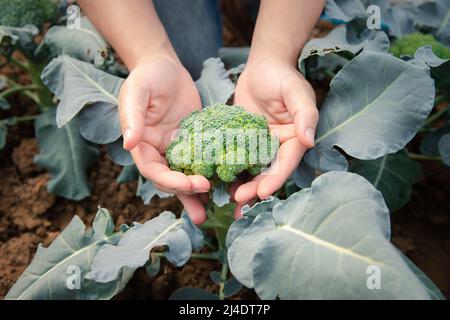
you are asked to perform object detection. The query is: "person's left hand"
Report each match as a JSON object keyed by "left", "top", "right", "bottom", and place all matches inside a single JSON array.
[{"left": 231, "top": 56, "right": 318, "bottom": 218}]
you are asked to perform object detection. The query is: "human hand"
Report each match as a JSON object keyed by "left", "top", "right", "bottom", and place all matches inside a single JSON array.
[
  {"left": 119, "top": 55, "right": 210, "bottom": 224},
  {"left": 231, "top": 56, "right": 318, "bottom": 218}
]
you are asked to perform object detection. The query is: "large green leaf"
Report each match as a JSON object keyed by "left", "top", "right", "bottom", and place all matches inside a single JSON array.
[
  {"left": 410, "top": 46, "right": 450, "bottom": 88},
  {"left": 303, "top": 51, "right": 435, "bottom": 173},
  {"left": 136, "top": 176, "right": 172, "bottom": 205},
  {"left": 227, "top": 171, "right": 443, "bottom": 299},
  {"left": 5, "top": 208, "right": 133, "bottom": 300},
  {"left": 36, "top": 17, "right": 113, "bottom": 68},
  {"left": 195, "top": 58, "right": 235, "bottom": 107},
  {"left": 399, "top": 251, "right": 446, "bottom": 300},
  {"left": 117, "top": 165, "right": 139, "bottom": 184},
  {"left": 350, "top": 150, "right": 422, "bottom": 211},
  {"left": 78, "top": 102, "right": 122, "bottom": 144},
  {"left": 106, "top": 137, "right": 133, "bottom": 166},
  {"left": 0, "top": 97, "right": 10, "bottom": 110},
  {"left": 41, "top": 55, "right": 123, "bottom": 134},
  {"left": 438, "top": 133, "right": 450, "bottom": 166},
  {"left": 413, "top": 0, "right": 450, "bottom": 44},
  {"left": 169, "top": 287, "right": 219, "bottom": 300},
  {"left": 325, "top": 0, "right": 415, "bottom": 37},
  {"left": 298, "top": 26, "right": 389, "bottom": 72},
  {"left": 86, "top": 212, "right": 203, "bottom": 283},
  {"left": 0, "top": 25, "right": 38, "bottom": 55},
  {"left": 0, "top": 121, "right": 7, "bottom": 150},
  {"left": 34, "top": 109, "right": 99, "bottom": 200},
  {"left": 218, "top": 47, "right": 249, "bottom": 68},
  {"left": 325, "top": 0, "right": 372, "bottom": 22},
  {"left": 212, "top": 182, "right": 231, "bottom": 207},
  {"left": 420, "top": 121, "right": 450, "bottom": 157}
]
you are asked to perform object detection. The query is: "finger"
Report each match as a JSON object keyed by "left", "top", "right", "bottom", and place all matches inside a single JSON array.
[
  {"left": 186, "top": 175, "right": 211, "bottom": 193},
  {"left": 228, "top": 178, "right": 245, "bottom": 202},
  {"left": 118, "top": 73, "right": 150, "bottom": 150},
  {"left": 132, "top": 143, "right": 193, "bottom": 192},
  {"left": 152, "top": 183, "right": 183, "bottom": 195},
  {"left": 234, "top": 175, "right": 265, "bottom": 204},
  {"left": 154, "top": 176, "right": 210, "bottom": 194},
  {"left": 143, "top": 165, "right": 193, "bottom": 192},
  {"left": 282, "top": 76, "right": 319, "bottom": 148},
  {"left": 234, "top": 203, "right": 245, "bottom": 220},
  {"left": 257, "top": 138, "right": 306, "bottom": 199},
  {"left": 233, "top": 198, "right": 256, "bottom": 220},
  {"left": 269, "top": 123, "right": 295, "bottom": 143},
  {"left": 177, "top": 193, "right": 207, "bottom": 225}
]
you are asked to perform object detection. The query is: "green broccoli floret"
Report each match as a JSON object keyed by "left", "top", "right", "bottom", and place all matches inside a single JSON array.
[
  {"left": 390, "top": 32, "right": 450, "bottom": 59},
  {"left": 166, "top": 104, "right": 279, "bottom": 183},
  {"left": 0, "top": 0, "right": 58, "bottom": 29}
]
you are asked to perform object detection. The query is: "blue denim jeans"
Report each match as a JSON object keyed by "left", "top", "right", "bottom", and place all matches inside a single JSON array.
[{"left": 153, "top": 0, "right": 223, "bottom": 80}]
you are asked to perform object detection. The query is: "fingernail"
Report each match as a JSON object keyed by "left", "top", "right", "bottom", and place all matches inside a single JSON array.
[
  {"left": 304, "top": 127, "right": 315, "bottom": 147},
  {"left": 123, "top": 128, "right": 131, "bottom": 148}
]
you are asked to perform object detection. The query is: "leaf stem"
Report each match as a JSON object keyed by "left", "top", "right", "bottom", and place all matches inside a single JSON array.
[
  {"left": 27, "top": 61, "right": 54, "bottom": 111},
  {"left": 13, "top": 114, "right": 39, "bottom": 122},
  {"left": 424, "top": 107, "right": 448, "bottom": 128},
  {"left": 409, "top": 152, "right": 441, "bottom": 161},
  {"left": 218, "top": 260, "right": 229, "bottom": 300},
  {"left": 322, "top": 69, "right": 335, "bottom": 79},
  {"left": 11, "top": 57, "right": 29, "bottom": 71},
  {"left": 21, "top": 90, "right": 41, "bottom": 104},
  {"left": 153, "top": 251, "right": 220, "bottom": 261},
  {"left": 0, "top": 84, "right": 41, "bottom": 99}
]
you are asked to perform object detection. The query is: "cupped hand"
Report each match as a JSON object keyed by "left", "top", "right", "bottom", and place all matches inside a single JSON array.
[
  {"left": 119, "top": 55, "right": 210, "bottom": 224},
  {"left": 231, "top": 56, "right": 319, "bottom": 218}
]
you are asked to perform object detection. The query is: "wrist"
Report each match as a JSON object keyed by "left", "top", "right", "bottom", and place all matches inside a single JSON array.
[
  {"left": 125, "top": 38, "right": 180, "bottom": 71},
  {"left": 247, "top": 41, "right": 302, "bottom": 68},
  {"left": 245, "top": 53, "right": 298, "bottom": 73}
]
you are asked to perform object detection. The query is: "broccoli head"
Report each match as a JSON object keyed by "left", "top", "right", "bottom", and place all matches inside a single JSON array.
[
  {"left": 390, "top": 32, "right": 450, "bottom": 59},
  {"left": 0, "top": 0, "right": 58, "bottom": 29},
  {"left": 166, "top": 104, "right": 279, "bottom": 183}
]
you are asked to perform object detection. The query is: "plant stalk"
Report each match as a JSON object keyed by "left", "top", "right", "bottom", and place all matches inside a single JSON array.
[
  {"left": 212, "top": 203, "right": 235, "bottom": 251},
  {"left": 424, "top": 107, "right": 448, "bottom": 128},
  {"left": 218, "top": 260, "right": 229, "bottom": 300},
  {"left": 0, "top": 84, "right": 40, "bottom": 99},
  {"left": 409, "top": 152, "right": 441, "bottom": 161},
  {"left": 11, "top": 57, "right": 29, "bottom": 71},
  {"left": 27, "top": 61, "right": 53, "bottom": 111},
  {"left": 153, "top": 251, "right": 220, "bottom": 261}
]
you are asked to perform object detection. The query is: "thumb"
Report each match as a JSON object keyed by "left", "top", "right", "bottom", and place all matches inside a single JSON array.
[{"left": 118, "top": 73, "right": 149, "bottom": 150}]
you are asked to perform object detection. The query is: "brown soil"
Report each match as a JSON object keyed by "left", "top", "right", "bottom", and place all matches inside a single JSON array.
[{"left": 0, "top": 21, "right": 449, "bottom": 300}]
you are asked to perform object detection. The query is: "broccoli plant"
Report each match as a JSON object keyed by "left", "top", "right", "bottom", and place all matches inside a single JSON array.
[
  {"left": 5, "top": 0, "right": 450, "bottom": 300},
  {"left": 0, "top": 0, "right": 58, "bottom": 29},
  {"left": 390, "top": 33, "right": 450, "bottom": 59},
  {"left": 319, "top": 0, "right": 450, "bottom": 206},
  {"left": 0, "top": 0, "right": 63, "bottom": 112},
  {"left": 0, "top": 6, "right": 125, "bottom": 200}
]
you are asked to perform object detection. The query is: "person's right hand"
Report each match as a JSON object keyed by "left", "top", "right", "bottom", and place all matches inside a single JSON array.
[{"left": 119, "top": 55, "right": 210, "bottom": 224}]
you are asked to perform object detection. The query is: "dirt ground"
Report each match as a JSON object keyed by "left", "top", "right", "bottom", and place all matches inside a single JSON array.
[{"left": 0, "top": 20, "right": 449, "bottom": 300}]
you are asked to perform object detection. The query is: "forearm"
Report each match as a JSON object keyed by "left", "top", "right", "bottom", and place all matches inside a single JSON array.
[
  {"left": 249, "top": 0, "right": 326, "bottom": 66},
  {"left": 77, "top": 0, "right": 177, "bottom": 70}
]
